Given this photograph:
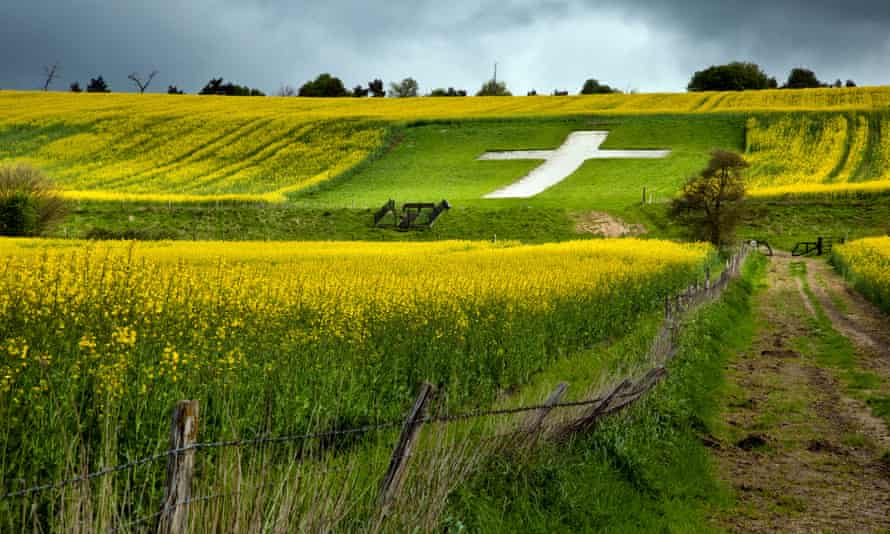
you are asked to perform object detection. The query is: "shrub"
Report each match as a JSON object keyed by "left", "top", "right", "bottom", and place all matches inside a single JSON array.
[
  {"left": 0, "top": 193, "right": 38, "bottom": 235},
  {"left": 0, "top": 164, "right": 67, "bottom": 236}
]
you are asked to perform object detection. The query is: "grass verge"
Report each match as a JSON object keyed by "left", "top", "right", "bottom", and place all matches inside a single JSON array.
[{"left": 443, "top": 253, "right": 767, "bottom": 532}]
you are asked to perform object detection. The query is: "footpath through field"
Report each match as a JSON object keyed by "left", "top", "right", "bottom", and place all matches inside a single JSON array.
[{"left": 712, "top": 253, "right": 890, "bottom": 532}]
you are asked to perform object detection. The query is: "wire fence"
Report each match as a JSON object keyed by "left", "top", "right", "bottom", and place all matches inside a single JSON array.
[
  {"left": 1, "top": 244, "right": 753, "bottom": 533},
  {"left": 0, "top": 394, "right": 620, "bottom": 500}
]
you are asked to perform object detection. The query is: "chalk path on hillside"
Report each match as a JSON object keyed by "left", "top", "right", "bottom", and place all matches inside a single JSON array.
[{"left": 479, "top": 131, "right": 671, "bottom": 199}]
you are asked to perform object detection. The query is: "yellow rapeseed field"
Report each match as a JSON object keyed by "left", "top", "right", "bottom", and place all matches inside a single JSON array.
[
  {"left": 832, "top": 237, "right": 890, "bottom": 313},
  {"left": 3, "top": 89, "right": 890, "bottom": 201},
  {"left": 745, "top": 113, "right": 890, "bottom": 198},
  {"left": 0, "top": 237, "right": 712, "bottom": 494}
]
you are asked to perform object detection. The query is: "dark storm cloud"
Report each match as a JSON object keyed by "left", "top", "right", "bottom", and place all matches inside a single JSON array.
[
  {"left": 604, "top": 0, "right": 890, "bottom": 81},
  {"left": 1, "top": 0, "right": 889, "bottom": 95}
]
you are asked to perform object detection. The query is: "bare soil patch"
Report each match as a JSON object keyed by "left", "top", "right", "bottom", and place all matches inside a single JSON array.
[{"left": 573, "top": 212, "right": 646, "bottom": 238}]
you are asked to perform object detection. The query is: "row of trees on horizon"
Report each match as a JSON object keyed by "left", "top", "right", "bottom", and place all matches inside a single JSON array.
[
  {"left": 33, "top": 61, "right": 858, "bottom": 97},
  {"left": 687, "top": 62, "right": 857, "bottom": 91}
]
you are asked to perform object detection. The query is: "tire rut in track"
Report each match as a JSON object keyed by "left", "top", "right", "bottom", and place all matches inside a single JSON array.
[{"left": 711, "top": 254, "right": 890, "bottom": 533}]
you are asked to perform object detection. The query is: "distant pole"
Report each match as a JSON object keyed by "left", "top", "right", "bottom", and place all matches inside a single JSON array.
[{"left": 493, "top": 62, "right": 497, "bottom": 84}]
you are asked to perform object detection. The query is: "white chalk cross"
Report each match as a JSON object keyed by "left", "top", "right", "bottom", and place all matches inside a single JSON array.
[{"left": 479, "top": 131, "right": 671, "bottom": 199}]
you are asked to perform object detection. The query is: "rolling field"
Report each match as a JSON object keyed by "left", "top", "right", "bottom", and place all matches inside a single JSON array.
[
  {"left": 832, "top": 237, "right": 890, "bottom": 313},
  {"left": 3, "top": 89, "right": 890, "bottom": 205},
  {"left": 0, "top": 237, "right": 713, "bottom": 520},
  {"left": 746, "top": 112, "right": 890, "bottom": 197}
]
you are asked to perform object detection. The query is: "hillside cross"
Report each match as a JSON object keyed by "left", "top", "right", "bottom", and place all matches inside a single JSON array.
[{"left": 479, "top": 131, "right": 670, "bottom": 198}]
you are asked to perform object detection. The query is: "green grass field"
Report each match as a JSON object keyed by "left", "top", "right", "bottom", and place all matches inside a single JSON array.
[{"left": 293, "top": 115, "right": 745, "bottom": 215}]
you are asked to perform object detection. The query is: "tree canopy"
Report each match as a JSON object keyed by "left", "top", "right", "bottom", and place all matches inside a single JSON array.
[
  {"left": 687, "top": 62, "right": 776, "bottom": 92},
  {"left": 368, "top": 79, "right": 385, "bottom": 98},
  {"left": 389, "top": 78, "right": 419, "bottom": 98},
  {"left": 784, "top": 68, "right": 822, "bottom": 89},
  {"left": 429, "top": 87, "right": 467, "bottom": 97},
  {"left": 670, "top": 150, "right": 749, "bottom": 246},
  {"left": 298, "top": 73, "right": 348, "bottom": 97},
  {"left": 86, "top": 76, "right": 110, "bottom": 93},
  {"left": 476, "top": 79, "right": 511, "bottom": 96},
  {"left": 199, "top": 78, "right": 264, "bottom": 96},
  {"left": 580, "top": 79, "right": 620, "bottom": 94}
]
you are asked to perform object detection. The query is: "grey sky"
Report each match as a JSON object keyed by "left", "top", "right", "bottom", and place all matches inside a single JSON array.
[{"left": 1, "top": 0, "right": 888, "bottom": 95}]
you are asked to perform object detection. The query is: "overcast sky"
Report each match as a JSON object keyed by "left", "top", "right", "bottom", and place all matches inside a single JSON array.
[{"left": 2, "top": 0, "right": 889, "bottom": 95}]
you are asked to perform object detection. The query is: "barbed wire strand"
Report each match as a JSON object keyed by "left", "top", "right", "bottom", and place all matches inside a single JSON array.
[{"left": 0, "top": 394, "right": 618, "bottom": 500}]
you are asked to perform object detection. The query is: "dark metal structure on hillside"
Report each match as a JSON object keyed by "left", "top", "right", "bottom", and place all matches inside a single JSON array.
[{"left": 374, "top": 199, "right": 451, "bottom": 230}]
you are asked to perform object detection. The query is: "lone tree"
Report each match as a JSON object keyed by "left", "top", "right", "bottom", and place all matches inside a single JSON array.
[
  {"left": 476, "top": 79, "right": 511, "bottom": 96},
  {"left": 784, "top": 68, "right": 822, "bottom": 89},
  {"left": 167, "top": 85, "right": 184, "bottom": 95},
  {"left": 580, "top": 78, "right": 620, "bottom": 94},
  {"left": 128, "top": 70, "right": 159, "bottom": 93},
  {"left": 86, "top": 76, "right": 111, "bottom": 93},
  {"left": 389, "top": 78, "right": 419, "bottom": 98},
  {"left": 298, "top": 73, "right": 348, "bottom": 97},
  {"left": 368, "top": 79, "right": 385, "bottom": 97},
  {"left": 670, "top": 150, "right": 749, "bottom": 247},
  {"left": 687, "top": 62, "right": 776, "bottom": 91},
  {"left": 352, "top": 85, "right": 369, "bottom": 97},
  {"left": 70, "top": 81, "right": 82, "bottom": 93},
  {"left": 277, "top": 84, "right": 297, "bottom": 97},
  {"left": 42, "top": 62, "right": 61, "bottom": 91}
]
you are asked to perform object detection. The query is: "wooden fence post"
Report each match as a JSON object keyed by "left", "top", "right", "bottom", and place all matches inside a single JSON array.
[
  {"left": 158, "top": 400, "right": 199, "bottom": 534},
  {"left": 523, "top": 382, "right": 568, "bottom": 434},
  {"left": 379, "top": 382, "right": 435, "bottom": 512}
]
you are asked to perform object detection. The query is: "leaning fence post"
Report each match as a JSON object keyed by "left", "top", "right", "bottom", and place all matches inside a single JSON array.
[
  {"left": 158, "top": 400, "right": 199, "bottom": 534},
  {"left": 379, "top": 382, "right": 435, "bottom": 512},
  {"left": 523, "top": 382, "right": 568, "bottom": 434}
]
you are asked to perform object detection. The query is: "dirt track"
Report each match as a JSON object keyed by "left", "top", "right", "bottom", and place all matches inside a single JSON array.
[{"left": 712, "top": 253, "right": 890, "bottom": 532}]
